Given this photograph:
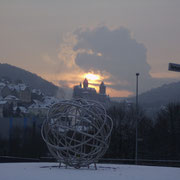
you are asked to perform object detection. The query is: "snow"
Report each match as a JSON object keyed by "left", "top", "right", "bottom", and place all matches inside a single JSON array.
[
  {"left": 14, "top": 84, "right": 27, "bottom": 91},
  {"left": 5, "top": 95, "right": 19, "bottom": 101},
  {"left": 7, "top": 83, "right": 27, "bottom": 91},
  {"left": 13, "top": 106, "right": 27, "bottom": 113},
  {"left": 0, "top": 82, "right": 5, "bottom": 87},
  {"left": 32, "top": 89, "right": 42, "bottom": 95},
  {"left": 0, "top": 163, "right": 179, "bottom": 180},
  {"left": 29, "top": 97, "right": 60, "bottom": 109},
  {"left": 43, "top": 96, "right": 60, "bottom": 106},
  {"left": 0, "top": 100, "right": 7, "bottom": 105}
]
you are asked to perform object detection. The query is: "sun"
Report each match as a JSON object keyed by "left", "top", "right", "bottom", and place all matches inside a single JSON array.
[{"left": 84, "top": 73, "right": 100, "bottom": 81}]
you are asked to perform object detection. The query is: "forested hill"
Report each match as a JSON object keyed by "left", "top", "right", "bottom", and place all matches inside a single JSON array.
[
  {"left": 129, "top": 80, "right": 180, "bottom": 108},
  {"left": 0, "top": 63, "right": 64, "bottom": 97}
]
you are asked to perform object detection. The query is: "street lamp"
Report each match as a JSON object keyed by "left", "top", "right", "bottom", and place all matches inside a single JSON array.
[{"left": 135, "top": 73, "right": 140, "bottom": 165}]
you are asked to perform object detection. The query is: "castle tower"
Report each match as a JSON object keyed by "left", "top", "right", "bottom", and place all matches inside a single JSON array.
[
  {"left": 83, "top": 78, "right": 88, "bottom": 89},
  {"left": 99, "top": 81, "right": 106, "bottom": 94}
]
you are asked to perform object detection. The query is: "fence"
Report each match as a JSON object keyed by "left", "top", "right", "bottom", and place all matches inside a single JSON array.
[
  {"left": 0, "top": 117, "right": 44, "bottom": 140},
  {"left": 99, "top": 158, "right": 180, "bottom": 167}
]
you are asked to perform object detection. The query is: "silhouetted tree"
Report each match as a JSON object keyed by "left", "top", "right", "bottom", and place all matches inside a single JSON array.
[{"left": 152, "top": 103, "right": 180, "bottom": 160}]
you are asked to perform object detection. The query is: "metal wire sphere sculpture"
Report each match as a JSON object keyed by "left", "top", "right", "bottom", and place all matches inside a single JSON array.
[{"left": 41, "top": 98, "right": 113, "bottom": 169}]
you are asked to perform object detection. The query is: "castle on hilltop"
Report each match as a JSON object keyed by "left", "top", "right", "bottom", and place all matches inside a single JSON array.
[{"left": 73, "top": 78, "right": 110, "bottom": 105}]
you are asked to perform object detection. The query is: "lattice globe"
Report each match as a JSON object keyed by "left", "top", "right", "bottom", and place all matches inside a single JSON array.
[{"left": 41, "top": 98, "right": 113, "bottom": 168}]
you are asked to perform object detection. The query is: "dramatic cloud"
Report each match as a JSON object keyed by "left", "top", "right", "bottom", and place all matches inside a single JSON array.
[
  {"left": 49, "top": 25, "right": 173, "bottom": 97},
  {"left": 73, "top": 26, "right": 152, "bottom": 94}
]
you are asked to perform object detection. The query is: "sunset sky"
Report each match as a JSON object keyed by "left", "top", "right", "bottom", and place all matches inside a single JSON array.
[{"left": 0, "top": 0, "right": 180, "bottom": 97}]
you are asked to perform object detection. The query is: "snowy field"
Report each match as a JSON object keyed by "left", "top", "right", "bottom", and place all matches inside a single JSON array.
[{"left": 0, "top": 162, "right": 179, "bottom": 180}]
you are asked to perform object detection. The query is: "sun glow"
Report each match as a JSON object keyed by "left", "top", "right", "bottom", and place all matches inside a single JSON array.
[{"left": 84, "top": 73, "right": 100, "bottom": 81}]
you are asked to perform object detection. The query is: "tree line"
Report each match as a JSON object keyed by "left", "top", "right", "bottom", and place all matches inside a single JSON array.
[
  {"left": 105, "top": 102, "right": 180, "bottom": 160},
  {"left": 0, "top": 102, "right": 179, "bottom": 160}
]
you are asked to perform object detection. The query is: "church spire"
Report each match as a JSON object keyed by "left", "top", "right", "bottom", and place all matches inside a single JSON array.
[
  {"left": 83, "top": 78, "right": 88, "bottom": 89},
  {"left": 99, "top": 81, "right": 106, "bottom": 94}
]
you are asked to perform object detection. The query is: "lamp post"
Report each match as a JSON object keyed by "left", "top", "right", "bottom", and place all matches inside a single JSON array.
[{"left": 135, "top": 73, "right": 140, "bottom": 165}]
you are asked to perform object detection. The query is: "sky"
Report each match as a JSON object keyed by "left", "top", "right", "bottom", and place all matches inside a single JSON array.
[{"left": 0, "top": 0, "right": 180, "bottom": 97}]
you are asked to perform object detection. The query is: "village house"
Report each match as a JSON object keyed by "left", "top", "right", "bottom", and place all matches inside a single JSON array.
[{"left": 0, "top": 100, "right": 8, "bottom": 118}]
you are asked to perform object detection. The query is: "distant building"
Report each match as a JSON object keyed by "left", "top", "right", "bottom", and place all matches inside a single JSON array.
[
  {"left": 1, "top": 86, "right": 11, "bottom": 98},
  {"left": 4, "top": 95, "right": 19, "bottom": 106},
  {"left": 28, "top": 103, "right": 48, "bottom": 117},
  {"left": 0, "top": 79, "right": 62, "bottom": 117},
  {"left": 13, "top": 84, "right": 31, "bottom": 103},
  {"left": 0, "top": 82, "right": 6, "bottom": 97},
  {"left": 9, "top": 83, "right": 31, "bottom": 103},
  {"left": 31, "top": 89, "right": 44, "bottom": 101},
  {"left": 28, "top": 96, "right": 60, "bottom": 117},
  {"left": 19, "top": 87, "right": 31, "bottom": 103},
  {"left": 0, "top": 100, "right": 8, "bottom": 118},
  {"left": 99, "top": 81, "right": 106, "bottom": 94},
  {"left": 73, "top": 79, "right": 110, "bottom": 106},
  {"left": 1, "top": 83, "right": 31, "bottom": 103}
]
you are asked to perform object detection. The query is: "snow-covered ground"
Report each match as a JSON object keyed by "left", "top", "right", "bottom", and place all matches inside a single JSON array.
[{"left": 0, "top": 162, "right": 179, "bottom": 180}]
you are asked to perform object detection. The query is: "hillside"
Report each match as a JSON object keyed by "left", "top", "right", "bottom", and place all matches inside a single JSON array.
[
  {"left": 129, "top": 81, "right": 180, "bottom": 108},
  {"left": 0, "top": 63, "right": 64, "bottom": 97}
]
